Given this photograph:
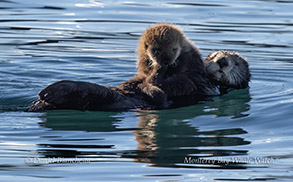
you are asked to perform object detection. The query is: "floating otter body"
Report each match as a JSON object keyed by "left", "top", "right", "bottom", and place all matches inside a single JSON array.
[
  {"left": 28, "top": 24, "right": 250, "bottom": 112},
  {"left": 28, "top": 80, "right": 149, "bottom": 112}
]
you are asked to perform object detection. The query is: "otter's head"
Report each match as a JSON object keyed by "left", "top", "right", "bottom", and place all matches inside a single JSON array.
[
  {"left": 137, "top": 24, "right": 186, "bottom": 74},
  {"left": 205, "top": 51, "right": 250, "bottom": 89}
]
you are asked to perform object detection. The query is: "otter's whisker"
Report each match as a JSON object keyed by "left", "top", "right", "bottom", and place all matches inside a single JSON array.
[
  {"left": 149, "top": 60, "right": 157, "bottom": 68},
  {"left": 235, "top": 70, "right": 249, "bottom": 83},
  {"left": 228, "top": 73, "right": 234, "bottom": 85},
  {"left": 232, "top": 72, "right": 238, "bottom": 85}
]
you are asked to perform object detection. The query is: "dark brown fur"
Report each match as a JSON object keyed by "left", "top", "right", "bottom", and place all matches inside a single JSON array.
[
  {"left": 204, "top": 50, "right": 250, "bottom": 93},
  {"left": 27, "top": 80, "right": 148, "bottom": 112}
]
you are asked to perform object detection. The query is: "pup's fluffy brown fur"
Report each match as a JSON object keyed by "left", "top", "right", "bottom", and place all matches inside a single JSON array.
[{"left": 118, "top": 24, "right": 216, "bottom": 108}]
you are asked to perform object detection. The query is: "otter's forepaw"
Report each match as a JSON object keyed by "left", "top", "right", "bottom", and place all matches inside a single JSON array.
[
  {"left": 140, "top": 83, "right": 167, "bottom": 108},
  {"left": 146, "top": 76, "right": 161, "bottom": 86},
  {"left": 27, "top": 100, "right": 55, "bottom": 112}
]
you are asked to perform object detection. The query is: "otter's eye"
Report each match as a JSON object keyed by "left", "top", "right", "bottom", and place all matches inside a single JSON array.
[
  {"left": 217, "top": 58, "right": 228, "bottom": 68},
  {"left": 172, "top": 48, "right": 177, "bottom": 54},
  {"left": 219, "top": 70, "right": 223, "bottom": 73},
  {"left": 235, "top": 62, "right": 239, "bottom": 66},
  {"left": 145, "top": 43, "right": 148, "bottom": 49}
]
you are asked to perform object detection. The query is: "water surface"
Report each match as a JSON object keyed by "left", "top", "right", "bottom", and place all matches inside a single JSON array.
[{"left": 0, "top": 0, "right": 292, "bottom": 181}]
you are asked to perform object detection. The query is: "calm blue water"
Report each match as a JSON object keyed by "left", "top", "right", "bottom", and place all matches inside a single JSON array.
[{"left": 0, "top": 0, "right": 292, "bottom": 181}]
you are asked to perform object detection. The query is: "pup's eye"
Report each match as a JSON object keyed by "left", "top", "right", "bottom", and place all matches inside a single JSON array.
[
  {"left": 219, "top": 70, "right": 223, "bottom": 73},
  {"left": 172, "top": 48, "right": 177, "bottom": 54}
]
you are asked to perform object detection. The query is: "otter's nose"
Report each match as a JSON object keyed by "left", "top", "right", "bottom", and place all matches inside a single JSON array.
[
  {"left": 162, "top": 61, "right": 169, "bottom": 66},
  {"left": 217, "top": 58, "right": 228, "bottom": 68}
]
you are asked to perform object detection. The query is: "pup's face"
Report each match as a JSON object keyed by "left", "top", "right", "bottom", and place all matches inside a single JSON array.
[
  {"left": 146, "top": 41, "right": 181, "bottom": 67},
  {"left": 139, "top": 24, "right": 184, "bottom": 68}
]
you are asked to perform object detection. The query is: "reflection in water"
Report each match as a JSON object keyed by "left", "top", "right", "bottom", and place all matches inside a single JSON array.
[
  {"left": 133, "top": 89, "right": 251, "bottom": 168},
  {"left": 38, "top": 89, "right": 251, "bottom": 168},
  {"left": 204, "top": 88, "right": 251, "bottom": 118},
  {"left": 134, "top": 112, "right": 249, "bottom": 169},
  {"left": 41, "top": 110, "right": 122, "bottom": 132}
]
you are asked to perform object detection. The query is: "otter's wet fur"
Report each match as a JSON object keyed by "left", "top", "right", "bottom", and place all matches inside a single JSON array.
[
  {"left": 136, "top": 24, "right": 203, "bottom": 76},
  {"left": 205, "top": 50, "right": 250, "bottom": 93},
  {"left": 27, "top": 80, "right": 149, "bottom": 112},
  {"left": 28, "top": 24, "right": 250, "bottom": 112}
]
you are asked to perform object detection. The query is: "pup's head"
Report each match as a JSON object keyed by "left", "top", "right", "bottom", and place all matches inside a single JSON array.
[{"left": 138, "top": 24, "right": 184, "bottom": 68}]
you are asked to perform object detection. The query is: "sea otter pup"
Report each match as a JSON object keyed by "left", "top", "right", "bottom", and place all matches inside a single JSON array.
[
  {"left": 205, "top": 50, "right": 250, "bottom": 94},
  {"left": 118, "top": 24, "right": 217, "bottom": 107}
]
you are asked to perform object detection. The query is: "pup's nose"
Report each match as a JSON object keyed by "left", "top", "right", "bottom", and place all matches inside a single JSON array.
[
  {"left": 161, "top": 59, "right": 169, "bottom": 66},
  {"left": 217, "top": 58, "right": 228, "bottom": 68}
]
